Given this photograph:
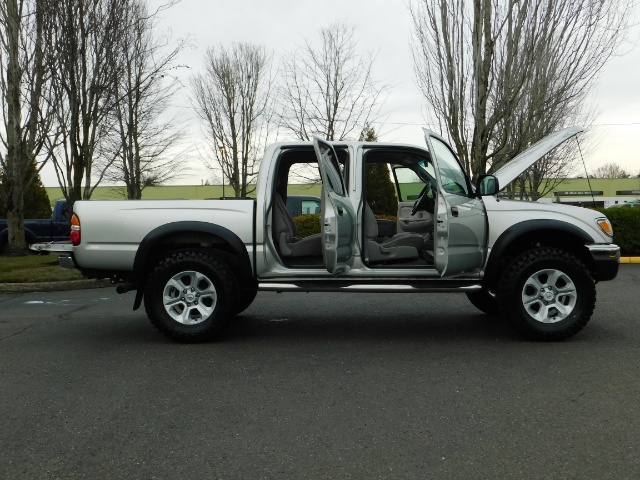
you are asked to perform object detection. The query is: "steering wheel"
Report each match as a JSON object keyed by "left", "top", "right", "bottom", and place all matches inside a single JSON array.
[{"left": 411, "top": 183, "right": 435, "bottom": 216}]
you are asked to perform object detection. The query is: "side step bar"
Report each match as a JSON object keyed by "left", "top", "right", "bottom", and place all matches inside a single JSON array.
[{"left": 258, "top": 280, "right": 482, "bottom": 294}]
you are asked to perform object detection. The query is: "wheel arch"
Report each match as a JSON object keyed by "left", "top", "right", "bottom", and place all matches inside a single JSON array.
[
  {"left": 483, "top": 220, "right": 595, "bottom": 290},
  {"left": 0, "top": 226, "right": 37, "bottom": 250},
  {"left": 24, "top": 227, "right": 37, "bottom": 244},
  {"left": 132, "top": 221, "right": 255, "bottom": 310}
]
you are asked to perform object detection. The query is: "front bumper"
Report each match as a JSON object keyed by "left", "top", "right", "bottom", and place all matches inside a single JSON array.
[{"left": 587, "top": 244, "right": 620, "bottom": 281}]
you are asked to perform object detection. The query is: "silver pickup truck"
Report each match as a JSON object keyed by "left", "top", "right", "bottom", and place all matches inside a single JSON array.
[{"left": 63, "top": 127, "right": 619, "bottom": 342}]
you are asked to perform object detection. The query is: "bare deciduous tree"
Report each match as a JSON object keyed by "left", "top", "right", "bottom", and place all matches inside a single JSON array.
[
  {"left": 0, "top": 0, "right": 57, "bottom": 255},
  {"left": 591, "top": 162, "right": 631, "bottom": 179},
  {"left": 411, "top": 0, "right": 632, "bottom": 186},
  {"left": 190, "top": 43, "right": 273, "bottom": 197},
  {"left": 279, "top": 22, "right": 386, "bottom": 141},
  {"left": 105, "top": 0, "right": 186, "bottom": 199},
  {"left": 44, "top": 0, "right": 128, "bottom": 207},
  {"left": 510, "top": 142, "right": 580, "bottom": 201}
]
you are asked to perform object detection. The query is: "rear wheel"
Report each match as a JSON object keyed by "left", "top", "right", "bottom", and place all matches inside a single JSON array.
[
  {"left": 497, "top": 248, "right": 595, "bottom": 341},
  {"left": 144, "top": 251, "right": 237, "bottom": 342}
]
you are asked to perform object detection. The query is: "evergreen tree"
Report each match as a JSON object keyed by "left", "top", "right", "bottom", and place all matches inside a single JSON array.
[
  {"left": 360, "top": 125, "right": 397, "bottom": 216},
  {"left": 359, "top": 124, "right": 378, "bottom": 142},
  {"left": 1, "top": 164, "right": 51, "bottom": 219}
]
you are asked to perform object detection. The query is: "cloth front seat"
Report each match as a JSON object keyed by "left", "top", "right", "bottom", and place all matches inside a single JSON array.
[
  {"left": 273, "top": 194, "right": 322, "bottom": 257},
  {"left": 364, "top": 203, "right": 424, "bottom": 262}
]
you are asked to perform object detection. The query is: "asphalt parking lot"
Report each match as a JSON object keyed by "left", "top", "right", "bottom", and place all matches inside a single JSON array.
[{"left": 1, "top": 265, "right": 639, "bottom": 479}]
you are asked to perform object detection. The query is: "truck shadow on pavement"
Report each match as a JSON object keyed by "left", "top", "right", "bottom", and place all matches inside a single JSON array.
[{"left": 221, "top": 311, "right": 521, "bottom": 345}]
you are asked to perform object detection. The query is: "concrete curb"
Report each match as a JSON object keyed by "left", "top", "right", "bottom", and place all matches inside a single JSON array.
[
  {"left": 0, "top": 279, "right": 111, "bottom": 294},
  {"left": 620, "top": 257, "right": 640, "bottom": 264}
]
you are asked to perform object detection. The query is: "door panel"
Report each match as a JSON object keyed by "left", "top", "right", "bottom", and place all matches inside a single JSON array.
[
  {"left": 397, "top": 202, "right": 433, "bottom": 234},
  {"left": 312, "top": 137, "right": 355, "bottom": 275},
  {"left": 423, "top": 130, "right": 488, "bottom": 277},
  {"left": 439, "top": 196, "right": 487, "bottom": 274},
  {"left": 392, "top": 165, "right": 436, "bottom": 235}
]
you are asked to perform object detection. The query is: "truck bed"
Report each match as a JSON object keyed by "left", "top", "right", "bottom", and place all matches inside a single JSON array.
[{"left": 72, "top": 199, "right": 256, "bottom": 271}]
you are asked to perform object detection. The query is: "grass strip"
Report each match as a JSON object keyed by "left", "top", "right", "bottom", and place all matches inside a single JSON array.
[{"left": 0, "top": 255, "right": 84, "bottom": 283}]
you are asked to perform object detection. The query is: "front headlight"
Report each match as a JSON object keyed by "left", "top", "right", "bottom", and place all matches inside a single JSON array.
[{"left": 595, "top": 217, "right": 613, "bottom": 237}]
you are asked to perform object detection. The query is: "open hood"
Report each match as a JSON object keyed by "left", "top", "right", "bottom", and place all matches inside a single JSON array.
[{"left": 491, "top": 126, "right": 584, "bottom": 189}]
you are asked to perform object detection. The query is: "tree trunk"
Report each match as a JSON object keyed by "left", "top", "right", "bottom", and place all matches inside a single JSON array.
[
  {"left": 3, "top": 0, "right": 27, "bottom": 255},
  {"left": 5, "top": 198, "right": 26, "bottom": 256}
]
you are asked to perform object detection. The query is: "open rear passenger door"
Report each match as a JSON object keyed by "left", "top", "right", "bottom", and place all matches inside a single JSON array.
[{"left": 312, "top": 136, "right": 356, "bottom": 275}]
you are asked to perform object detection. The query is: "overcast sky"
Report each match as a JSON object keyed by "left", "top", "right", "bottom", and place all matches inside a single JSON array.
[{"left": 40, "top": 0, "right": 640, "bottom": 186}]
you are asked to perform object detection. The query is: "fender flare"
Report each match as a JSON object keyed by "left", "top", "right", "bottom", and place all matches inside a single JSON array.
[
  {"left": 484, "top": 219, "right": 594, "bottom": 286},
  {"left": 0, "top": 226, "right": 37, "bottom": 246},
  {"left": 132, "top": 221, "right": 255, "bottom": 310}
]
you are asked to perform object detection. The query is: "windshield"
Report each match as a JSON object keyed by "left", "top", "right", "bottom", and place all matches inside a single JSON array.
[{"left": 393, "top": 155, "right": 436, "bottom": 202}]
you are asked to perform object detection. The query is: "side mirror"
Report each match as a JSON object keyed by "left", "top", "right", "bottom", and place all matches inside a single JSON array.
[{"left": 477, "top": 175, "right": 499, "bottom": 196}]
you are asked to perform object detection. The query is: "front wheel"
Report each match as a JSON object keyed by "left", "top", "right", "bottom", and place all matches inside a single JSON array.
[
  {"left": 497, "top": 248, "right": 596, "bottom": 341},
  {"left": 144, "top": 251, "right": 237, "bottom": 342}
]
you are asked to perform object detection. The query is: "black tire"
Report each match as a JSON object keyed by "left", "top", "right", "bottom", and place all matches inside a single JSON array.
[
  {"left": 144, "top": 250, "right": 237, "bottom": 342},
  {"left": 466, "top": 290, "right": 500, "bottom": 316},
  {"left": 497, "top": 247, "right": 595, "bottom": 341}
]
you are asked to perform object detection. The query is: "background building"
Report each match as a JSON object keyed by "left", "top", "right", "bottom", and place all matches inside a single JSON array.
[{"left": 45, "top": 178, "right": 639, "bottom": 208}]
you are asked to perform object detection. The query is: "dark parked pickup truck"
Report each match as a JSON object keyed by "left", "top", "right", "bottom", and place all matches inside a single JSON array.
[{"left": 0, "top": 199, "right": 70, "bottom": 253}]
